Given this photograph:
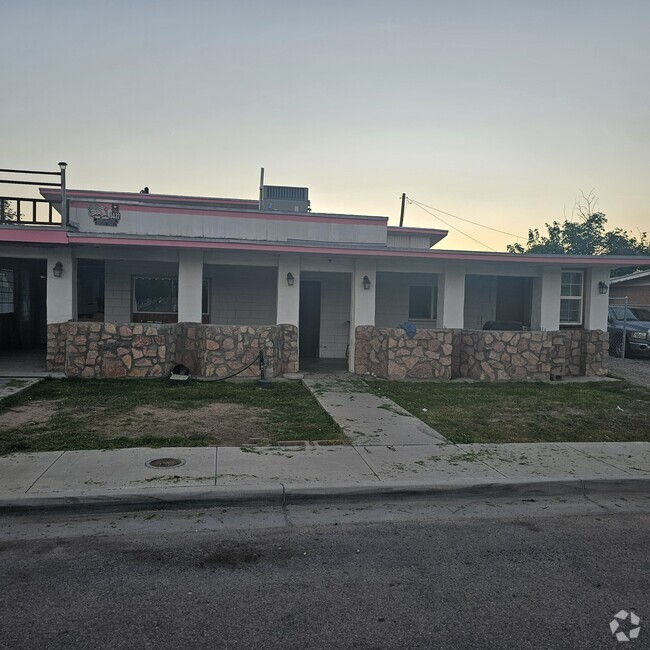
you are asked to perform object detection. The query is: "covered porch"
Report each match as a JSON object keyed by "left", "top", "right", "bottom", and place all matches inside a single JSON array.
[{"left": 28, "top": 243, "right": 611, "bottom": 381}]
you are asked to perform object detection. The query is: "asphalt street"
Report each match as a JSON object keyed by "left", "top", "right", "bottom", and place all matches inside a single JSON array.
[{"left": 1, "top": 494, "right": 649, "bottom": 649}]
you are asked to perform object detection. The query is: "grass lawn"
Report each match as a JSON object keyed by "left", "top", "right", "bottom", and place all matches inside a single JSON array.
[
  {"left": 367, "top": 380, "right": 650, "bottom": 444},
  {"left": 0, "top": 379, "right": 343, "bottom": 455}
]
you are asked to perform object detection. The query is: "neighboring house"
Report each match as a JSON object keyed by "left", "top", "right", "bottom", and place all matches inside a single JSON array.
[
  {"left": 2, "top": 173, "right": 649, "bottom": 381},
  {"left": 609, "top": 269, "right": 650, "bottom": 306}
]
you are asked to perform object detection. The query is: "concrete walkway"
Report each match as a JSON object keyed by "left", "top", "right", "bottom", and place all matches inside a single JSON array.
[
  {"left": 302, "top": 373, "right": 447, "bottom": 446},
  {"left": 0, "top": 372, "right": 649, "bottom": 511},
  {"left": 0, "top": 377, "right": 42, "bottom": 402}
]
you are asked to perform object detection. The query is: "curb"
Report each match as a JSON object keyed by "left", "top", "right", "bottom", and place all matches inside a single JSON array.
[{"left": 1, "top": 476, "right": 648, "bottom": 515}]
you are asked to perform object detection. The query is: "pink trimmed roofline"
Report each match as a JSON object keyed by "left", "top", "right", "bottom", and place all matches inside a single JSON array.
[
  {"left": 59, "top": 233, "right": 650, "bottom": 266},
  {"left": 387, "top": 226, "right": 448, "bottom": 236},
  {"left": 40, "top": 187, "right": 258, "bottom": 207},
  {"left": 3, "top": 227, "right": 649, "bottom": 266},
  {"left": 0, "top": 228, "right": 68, "bottom": 244}
]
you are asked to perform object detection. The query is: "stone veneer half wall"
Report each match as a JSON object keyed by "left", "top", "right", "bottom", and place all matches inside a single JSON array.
[
  {"left": 355, "top": 326, "right": 608, "bottom": 381},
  {"left": 47, "top": 322, "right": 298, "bottom": 379},
  {"left": 354, "top": 327, "right": 453, "bottom": 380}
]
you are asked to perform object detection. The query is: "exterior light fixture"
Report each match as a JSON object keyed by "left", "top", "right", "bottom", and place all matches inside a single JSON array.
[
  {"left": 53, "top": 261, "right": 63, "bottom": 278},
  {"left": 598, "top": 281, "right": 609, "bottom": 295},
  {"left": 58, "top": 161, "right": 67, "bottom": 171},
  {"left": 286, "top": 272, "right": 295, "bottom": 286},
  {"left": 362, "top": 275, "right": 371, "bottom": 290}
]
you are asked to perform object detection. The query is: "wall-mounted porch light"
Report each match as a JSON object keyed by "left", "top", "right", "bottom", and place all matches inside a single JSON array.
[
  {"left": 598, "top": 281, "right": 609, "bottom": 295},
  {"left": 362, "top": 275, "right": 371, "bottom": 290},
  {"left": 52, "top": 261, "right": 63, "bottom": 278},
  {"left": 286, "top": 272, "right": 295, "bottom": 286}
]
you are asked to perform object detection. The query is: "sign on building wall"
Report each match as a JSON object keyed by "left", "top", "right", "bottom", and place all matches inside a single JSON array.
[{"left": 88, "top": 203, "right": 121, "bottom": 227}]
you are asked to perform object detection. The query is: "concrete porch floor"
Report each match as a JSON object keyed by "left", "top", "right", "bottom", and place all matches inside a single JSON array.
[
  {"left": 299, "top": 358, "right": 348, "bottom": 374},
  {"left": 0, "top": 347, "right": 49, "bottom": 377}
]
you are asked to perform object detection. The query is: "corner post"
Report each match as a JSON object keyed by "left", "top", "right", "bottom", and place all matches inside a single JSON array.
[
  {"left": 438, "top": 262, "right": 466, "bottom": 328},
  {"left": 349, "top": 258, "right": 376, "bottom": 372},
  {"left": 276, "top": 255, "right": 301, "bottom": 327},
  {"left": 178, "top": 250, "right": 204, "bottom": 322},
  {"left": 47, "top": 249, "right": 75, "bottom": 324}
]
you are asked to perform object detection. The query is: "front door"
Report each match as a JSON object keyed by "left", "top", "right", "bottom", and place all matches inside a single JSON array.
[{"left": 299, "top": 280, "right": 321, "bottom": 359}]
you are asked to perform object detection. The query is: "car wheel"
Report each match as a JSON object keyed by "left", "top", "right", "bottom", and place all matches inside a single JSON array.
[{"left": 612, "top": 337, "right": 630, "bottom": 358}]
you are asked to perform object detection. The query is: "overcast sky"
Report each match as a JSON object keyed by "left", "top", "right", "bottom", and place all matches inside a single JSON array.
[{"left": 2, "top": 1, "right": 649, "bottom": 250}]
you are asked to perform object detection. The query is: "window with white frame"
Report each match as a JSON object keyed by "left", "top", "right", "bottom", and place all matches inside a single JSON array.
[
  {"left": 409, "top": 285, "right": 436, "bottom": 320},
  {"left": 560, "top": 270, "right": 584, "bottom": 325},
  {"left": 132, "top": 276, "right": 210, "bottom": 315},
  {"left": 0, "top": 269, "right": 14, "bottom": 315}
]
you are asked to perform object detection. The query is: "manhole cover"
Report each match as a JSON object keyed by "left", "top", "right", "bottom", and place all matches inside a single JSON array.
[{"left": 145, "top": 457, "right": 185, "bottom": 469}]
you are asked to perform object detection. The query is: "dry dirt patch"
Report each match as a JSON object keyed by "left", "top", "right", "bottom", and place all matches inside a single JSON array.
[
  {"left": 0, "top": 400, "right": 59, "bottom": 430},
  {"left": 81, "top": 403, "right": 272, "bottom": 446}
]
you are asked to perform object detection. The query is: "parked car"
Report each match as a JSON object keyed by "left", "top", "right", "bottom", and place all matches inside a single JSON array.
[{"left": 607, "top": 305, "right": 650, "bottom": 357}]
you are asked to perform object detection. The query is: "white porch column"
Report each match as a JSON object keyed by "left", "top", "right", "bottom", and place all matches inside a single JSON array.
[
  {"left": 46, "top": 248, "right": 75, "bottom": 324},
  {"left": 531, "top": 266, "right": 561, "bottom": 331},
  {"left": 438, "top": 262, "right": 465, "bottom": 328},
  {"left": 178, "top": 249, "right": 204, "bottom": 322},
  {"left": 348, "top": 258, "right": 376, "bottom": 372},
  {"left": 276, "top": 255, "right": 300, "bottom": 326},
  {"left": 584, "top": 266, "right": 611, "bottom": 331}
]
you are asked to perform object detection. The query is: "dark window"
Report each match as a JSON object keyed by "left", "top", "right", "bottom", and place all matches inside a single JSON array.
[
  {"left": 409, "top": 286, "right": 434, "bottom": 320},
  {"left": 132, "top": 276, "right": 210, "bottom": 315},
  {"left": 0, "top": 268, "right": 14, "bottom": 314},
  {"left": 133, "top": 277, "right": 178, "bottom": 314}
]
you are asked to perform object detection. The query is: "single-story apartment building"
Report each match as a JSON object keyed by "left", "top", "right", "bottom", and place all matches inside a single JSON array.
[{"left": 2, "top": 173, "right": 649, "bottom": 381}]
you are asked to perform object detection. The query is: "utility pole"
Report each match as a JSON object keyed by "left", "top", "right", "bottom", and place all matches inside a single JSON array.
[
  {"left": 399, "top": 193, "right": 406, "bottom": 227},
  {"left": 258, "top": 167, "right": 265, "bottom": 210}
]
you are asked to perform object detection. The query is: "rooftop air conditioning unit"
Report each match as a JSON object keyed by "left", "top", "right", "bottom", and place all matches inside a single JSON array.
[{"left": 262, "top": 185, "right": 310, "bottom": 213}]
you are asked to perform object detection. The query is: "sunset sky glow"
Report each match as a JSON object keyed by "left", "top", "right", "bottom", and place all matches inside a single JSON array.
[{"left": 2, "top": 1, "right": 649, "bottom": 251}]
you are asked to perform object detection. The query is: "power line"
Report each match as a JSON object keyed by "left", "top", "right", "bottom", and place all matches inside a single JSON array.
[
  {"left": 408, "top": 197, "right": 527, "bottom": 240},
  {"left": 409, "top": 200, "right": 498, "bottom": 252}
]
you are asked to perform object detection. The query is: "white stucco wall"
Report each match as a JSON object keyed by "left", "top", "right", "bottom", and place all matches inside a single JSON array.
[
  {"left": 438, "top": 263, "right": 466, "bottom": 328},
  {"left": 104, "top": 260, "right": 277, "bottom": 325},
  {"left": 533, "top": 266, "right": 562, "bottom": 331},
  {"left": 375, "top": 271, "right": 438, "bottom": 328},
  {"left": 104, "top": 260, "right": 179, "bottom": 323},
  {"left": 348, "top": 259, "right": 376, "bottom": 371},
  {"left": 46, "top": 249, "right": 76, "bottom": 324},
  {"left": 276, "top": 255, "right": 300, "bottom": 327},
  {"left": 584, "top": 267, "right": 611, "bottom": 331},
  {"left": 207, "top": 264, "right": 277, "bottom": 326},
  {"left": 178, "top": 250, "right": 204, "bottom": 322}
]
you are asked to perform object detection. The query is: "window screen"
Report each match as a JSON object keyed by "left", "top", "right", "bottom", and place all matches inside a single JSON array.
[{"left": 0, "top": 269, "right": 14, "bottom": 315}]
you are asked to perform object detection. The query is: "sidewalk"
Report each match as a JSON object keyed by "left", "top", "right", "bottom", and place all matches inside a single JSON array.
[{"left": 0, "top": 373, "right": 648, "bottom": 511}]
